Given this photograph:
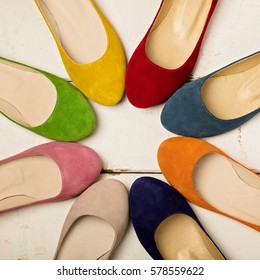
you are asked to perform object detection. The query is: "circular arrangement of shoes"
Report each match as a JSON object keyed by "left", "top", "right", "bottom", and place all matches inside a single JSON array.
[{"left": 0, "top": 0, "right": 260, "bottom": 261}]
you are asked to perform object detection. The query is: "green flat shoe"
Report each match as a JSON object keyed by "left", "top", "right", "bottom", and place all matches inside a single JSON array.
[{"left": 0, "top": 57, "right": 96, "bottom": 141}]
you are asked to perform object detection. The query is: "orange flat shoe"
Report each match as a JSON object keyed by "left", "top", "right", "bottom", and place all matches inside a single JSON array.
[{"left": 158, "top": 137, "right": 260, "bottom": 232}]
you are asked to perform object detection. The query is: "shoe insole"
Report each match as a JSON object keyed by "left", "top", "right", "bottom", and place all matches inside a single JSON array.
[
  {"left": 154, "top": 214, "right": 224, "bottom": 260},
  {"left": 146, "top": 0, "right": 212, "bottom": 69},
  {"left": 193, "top": 153, "right": 260, "bottom": 226},
  {"left": 202, "top": 53, "right": 260, "bottom": 120},
  {"left": 0, "top": 59, "right": 57, "bottom": 127},
  {"left": 37, "top": 0, "right": 107, "bottom": 64},
  {"left": 56, "top": 216, "right": 115, "bottom": 260},
  {"left": 0, "top": 155, "right": 62, "bottom": 211}
]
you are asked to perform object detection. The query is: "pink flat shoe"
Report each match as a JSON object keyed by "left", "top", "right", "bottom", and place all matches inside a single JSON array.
[
  {"left": 54, "top": 179, "right": 129, "bottom": 260},
  {"left": 0, "top": 142, "right": 102, "bottom": 213}
]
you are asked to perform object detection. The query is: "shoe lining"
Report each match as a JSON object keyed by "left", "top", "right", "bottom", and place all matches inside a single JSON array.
[
  {"left": 202, "top": 53, "right": 260, "bottom": 120},
  {"left": 37, "top": 0, "right": 107, "bottom": 64},
  {"left": 155, "top": 214, "right": 224, "bottom": 260},
  {"left": 0, "top": 155, "right": 62, "bottom": 211},
  {"left": 0, "top": 59, "right": 57, "bottom": 127},
  {"left": 146, "top": 0, "right": 212, "bottom": 69},
  {"left": 56, "top": 216, "right": 114, "bottom": 260},
  {"left": 193, "top": 153, "right": 260, "bottom": 226}
]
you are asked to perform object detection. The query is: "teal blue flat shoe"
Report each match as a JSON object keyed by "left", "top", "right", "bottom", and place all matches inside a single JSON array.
[
  {"left": 0, "top": 57, "right": 96, "bottom": 141},
  {"left": 161, "top": 51, "right": 260, "bottom": 137}
]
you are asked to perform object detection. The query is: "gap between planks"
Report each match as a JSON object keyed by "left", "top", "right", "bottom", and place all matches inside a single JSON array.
[
  {"left": 102, "top": 169, "right": 162, "bottom": 175},
  {"left": 102, "top": 169, "right": 260, "bottom": 175}
]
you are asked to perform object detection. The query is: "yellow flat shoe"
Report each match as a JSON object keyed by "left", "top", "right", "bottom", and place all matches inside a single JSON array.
[{"left": 35, "top": 0, "right": 126, "bottom": 106}]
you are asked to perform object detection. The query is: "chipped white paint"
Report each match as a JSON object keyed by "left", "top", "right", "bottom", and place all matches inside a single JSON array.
[{"left": 0, "top": 0, "right": 260, "bottom": 260}]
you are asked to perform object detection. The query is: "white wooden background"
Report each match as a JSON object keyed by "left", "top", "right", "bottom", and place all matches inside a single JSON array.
[{"left": 0, "top": 0, "right": 259, "bottom": 260}]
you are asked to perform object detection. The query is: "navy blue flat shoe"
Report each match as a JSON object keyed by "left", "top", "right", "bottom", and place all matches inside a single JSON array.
[
  {"left": 129, "top": 177, "right": 225, "bottom": 260},
  {"left": 161, "top": 52, "right": 260, "bottom": 137}
]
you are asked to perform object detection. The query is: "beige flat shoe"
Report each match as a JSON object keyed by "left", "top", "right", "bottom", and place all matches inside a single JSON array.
[{"left": 54, "top": 179, "right": 129, "bottom": 260}]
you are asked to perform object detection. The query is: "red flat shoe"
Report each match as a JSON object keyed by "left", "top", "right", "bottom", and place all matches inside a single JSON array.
[{"left": 126, "top": 0, "right": 218, "bottom": 108}]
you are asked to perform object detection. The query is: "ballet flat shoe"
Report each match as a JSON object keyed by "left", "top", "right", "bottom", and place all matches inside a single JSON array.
[
  {"left": 0, "top": 57, "right": 96, "bottom": 141},
  {"left": 35, "top": 0, "right": 126, "bottom": 106},
  {"left": 161, "top": 51, "right": 260, "bottom": 137},
  {"left": 158, "top": 137, "right": 260, "bottom": 232},
  {"left": 126, "top": 0, "right": 218, "bottom": 108},
  {"left": 130, "top": 177, "right": 225, "bottom": 260},
  {"left": 54, "top": 179, "right": 129, "bottom": 260},
  {"left": 0, "top": 142, "right": 102, "bottom": 213}
]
